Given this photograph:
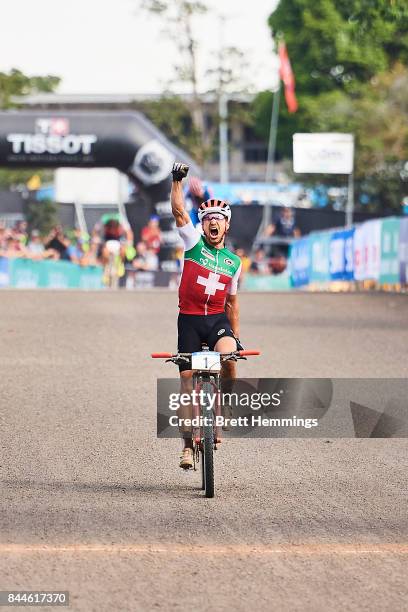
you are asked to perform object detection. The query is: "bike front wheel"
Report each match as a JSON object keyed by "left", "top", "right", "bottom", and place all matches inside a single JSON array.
[{"left": 201, "top": 380, "right": 215, "bottom": 498}]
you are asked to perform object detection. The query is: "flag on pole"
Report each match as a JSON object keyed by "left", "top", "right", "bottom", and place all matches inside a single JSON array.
[{"left": 278, "top": 41, "right": 298, "bottom": 113}]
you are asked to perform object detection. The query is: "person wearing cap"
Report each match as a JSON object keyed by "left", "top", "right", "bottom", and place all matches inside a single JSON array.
[{"left": 170, "top": 162, "right": 242, "bottom": 469}]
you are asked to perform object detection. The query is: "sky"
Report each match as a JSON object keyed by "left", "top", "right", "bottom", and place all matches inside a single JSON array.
[{"left": 1, "top": 0, "right": 280, "bottom": 94}]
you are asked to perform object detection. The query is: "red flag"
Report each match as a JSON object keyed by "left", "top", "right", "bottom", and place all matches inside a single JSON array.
[{"left": 278, "top": 41, "right": 298, "bottom": 113}]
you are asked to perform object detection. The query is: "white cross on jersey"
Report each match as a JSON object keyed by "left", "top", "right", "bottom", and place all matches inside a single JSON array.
[{"left": 197, "top": 271, "right": 225, "bottom": 295}]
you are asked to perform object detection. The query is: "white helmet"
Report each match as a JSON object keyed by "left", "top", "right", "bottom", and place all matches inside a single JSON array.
[{"left": 198, "top": 199, "right": 231, "bottom": 222}]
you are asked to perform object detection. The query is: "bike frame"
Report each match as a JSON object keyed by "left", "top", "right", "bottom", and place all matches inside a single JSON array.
[
  {"left": 192, "top": 371, "right": 221, "bottom": 447},
  {"left": 152, "top": 348, "right": 260, "bottom": 497}
]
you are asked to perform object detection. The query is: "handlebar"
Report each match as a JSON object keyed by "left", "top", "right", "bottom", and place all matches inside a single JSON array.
[{"left": 151, "top": 350, "right": 260, "bottom": 360}]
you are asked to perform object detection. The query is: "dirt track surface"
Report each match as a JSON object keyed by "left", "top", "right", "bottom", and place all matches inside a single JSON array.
[{"left": 0, "top": 291, "right": 407, "bottom": 611}]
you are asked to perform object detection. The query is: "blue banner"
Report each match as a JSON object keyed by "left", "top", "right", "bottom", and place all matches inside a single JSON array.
[
  {"left": 290, "top": 237, "right": 310, "bottom": 287},
  {"left": 329, "top": 228, "right": 354, "bottom": 281},
  {"left": 309, "top": 231, "right": 331, "bottom": 283},
  {"left": 0, "top": 257, "right": 9, "bottom": 287},
  {"left": 399, "top": 218, "right": 408, "bottom": 284}
]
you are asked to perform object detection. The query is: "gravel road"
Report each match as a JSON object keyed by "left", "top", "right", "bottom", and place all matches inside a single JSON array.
[{"left": 0, "top": 291, "right": 407, "bottom": 611}]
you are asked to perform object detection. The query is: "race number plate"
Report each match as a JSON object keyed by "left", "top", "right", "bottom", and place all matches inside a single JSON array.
[{"left": 191, "top": 351, "right": 221, "bottom": 372}]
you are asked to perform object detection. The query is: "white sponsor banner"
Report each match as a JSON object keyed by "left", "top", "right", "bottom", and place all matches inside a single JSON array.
[
  {"left": 353, "top": 220, "right": 381, "bottom": 281},
  {"left": 329, "top": 236, "right": 344, "bottom": 276},
  {"left": 353, "top": 225, "right": 365, "bottom": 281},
  {"left": 293, "top": 133, "right": 354, "bottom": 174},
  {"left": 55, "top": 168, "right": 129, "bottom": 205},
  {"left": 365, "top": 220, "right": 381, "bottom": 280}
]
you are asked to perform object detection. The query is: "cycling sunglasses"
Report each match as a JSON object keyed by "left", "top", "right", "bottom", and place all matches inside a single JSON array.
[{"left": 203, "top": 213, "right": 225, "bottom": 221}]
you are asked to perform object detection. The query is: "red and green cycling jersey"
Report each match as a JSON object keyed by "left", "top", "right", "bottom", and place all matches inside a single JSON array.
[{"left": 178, "top": 221, "right": 242, "bottom": 315}]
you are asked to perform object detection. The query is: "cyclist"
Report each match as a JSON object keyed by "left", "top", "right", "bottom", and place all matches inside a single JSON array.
[
  {"left": 100, "top": 215, "right": 130, "bottom": 261},
  {"left": 98, "top": 214, "right": 134, "bottom": 280},
  {"left": 95, "top": 213, "right": 133, "bottom": 265},
  {"left": 171, "top": 162, "right": 242, "bottom": 469}
]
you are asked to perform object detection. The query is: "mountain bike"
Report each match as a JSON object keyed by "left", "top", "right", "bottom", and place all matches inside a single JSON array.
[
  {"left": 152, "top": 348, "right": 260, "bottom": 498},
  {"left": 103, "top": 240, "right": 124, "bottom": 289}
]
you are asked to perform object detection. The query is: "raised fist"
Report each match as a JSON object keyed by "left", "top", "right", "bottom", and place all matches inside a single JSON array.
[{"left": 171, "top": 162, "right": 189, "bottom": 182}]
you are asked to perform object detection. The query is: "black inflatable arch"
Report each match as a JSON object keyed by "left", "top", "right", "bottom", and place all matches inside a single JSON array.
[{"left": 0, "top": 111, "right": 199, "bottom": 205}]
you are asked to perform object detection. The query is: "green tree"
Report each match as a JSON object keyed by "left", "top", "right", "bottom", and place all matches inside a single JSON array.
[
  {"left": 253, "top": 0, "right": 408, "bottom": 152},
  {"left": 0, "top": 68, "right": 60, "bottom": 109},
  {"left": 26, "top": 199, "right": 58, "bottom": 235},
  {"left": 137, "top": 95, "right": 196, "bottom": 154},
  {"left": 138, "top": 1, "right": 252, "bottom": 164},
  {"left": 268, "top": 0, "right": 407, "bottom": 96},
  {"left": 0, "top": 69, "right": 60, "bottom": 189},
  {"left": 139, "top": 1, "right": 208, "bottom": 162},
  {"left": 352, "top": 63, "right": 408, "bottom": 210},
  {"left": 252, "top": 0, "right": 408, "bottom": 209},
  {"left": 256, "top": 64, "right": 408, "bottom": 210}
]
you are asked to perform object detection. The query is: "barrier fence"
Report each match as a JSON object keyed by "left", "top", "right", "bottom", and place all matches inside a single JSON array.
[
  {"left": 289, "top": 216, "right": 408, "bottom": 290},
  {"left": 1, "top": 216, "right": 407, "bottom": 292},
  {"left": 0, "top": 258, "right": 103, "bottom": 289}
]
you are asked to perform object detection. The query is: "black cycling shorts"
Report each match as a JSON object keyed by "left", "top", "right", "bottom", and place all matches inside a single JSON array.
[{"left": 177, "top": 312, "right": 236, "bottom": 372}]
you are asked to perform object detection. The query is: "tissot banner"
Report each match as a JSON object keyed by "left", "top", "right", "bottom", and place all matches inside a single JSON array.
[{"left": 0, "top": 111, "right": 198, "bottom": 202}]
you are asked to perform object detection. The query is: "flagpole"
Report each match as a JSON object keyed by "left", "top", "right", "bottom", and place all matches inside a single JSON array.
[
  {"left": 253, "top": 37, "right": 296, "bottom": 253},
  {"left": 265, "top": 81, "right": 281, "bottom": 183},
  {"left": 252, "top": 82, "right": 281, "bottom": 254}
]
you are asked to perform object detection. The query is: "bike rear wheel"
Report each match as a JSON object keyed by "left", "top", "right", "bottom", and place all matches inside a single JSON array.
[
  {"left": 201, "top": 380, "right": 215, "bottom": 498},
  {"left": 200, "top": 446, "right": 205, "bottom": 490}
]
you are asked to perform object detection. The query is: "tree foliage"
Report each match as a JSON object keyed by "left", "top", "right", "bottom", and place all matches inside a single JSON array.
[
  {"left": 26, "top": 198, "right": 58, "bottom": 235},
  {"left": 0, "top": 69, "right": 60, "bottom": 189},
  {"left": 252, "top": 0, "right": 408, "bottom": 210},
  {"left": 352, "top": 64, "right": 408, "bottom": 209},
  {"left": 269, "top": 0, "right": 407, "bottom": 96},
  {"left": 0, "top": 68, "right": 60, "bottom": 109},
  {"left": 138, "top": 95, "right": 200, "bottom": 156},
  {"left": 139, "top": 0, "right": 208, "bottom": 162},
  {"left": 138, "top": 1, "right": 252, "bottom": 165}
]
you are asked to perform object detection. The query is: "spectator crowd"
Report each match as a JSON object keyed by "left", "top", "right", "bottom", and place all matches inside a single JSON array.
[
  {"left": 0, "top": 220, "right": 101, "bottom": 266},
  {"left": 0, "top": 217, "right": 163, "bottom": 272},
  {"left": 1, "top": 205, "right": 300, "bottom": 281}
]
